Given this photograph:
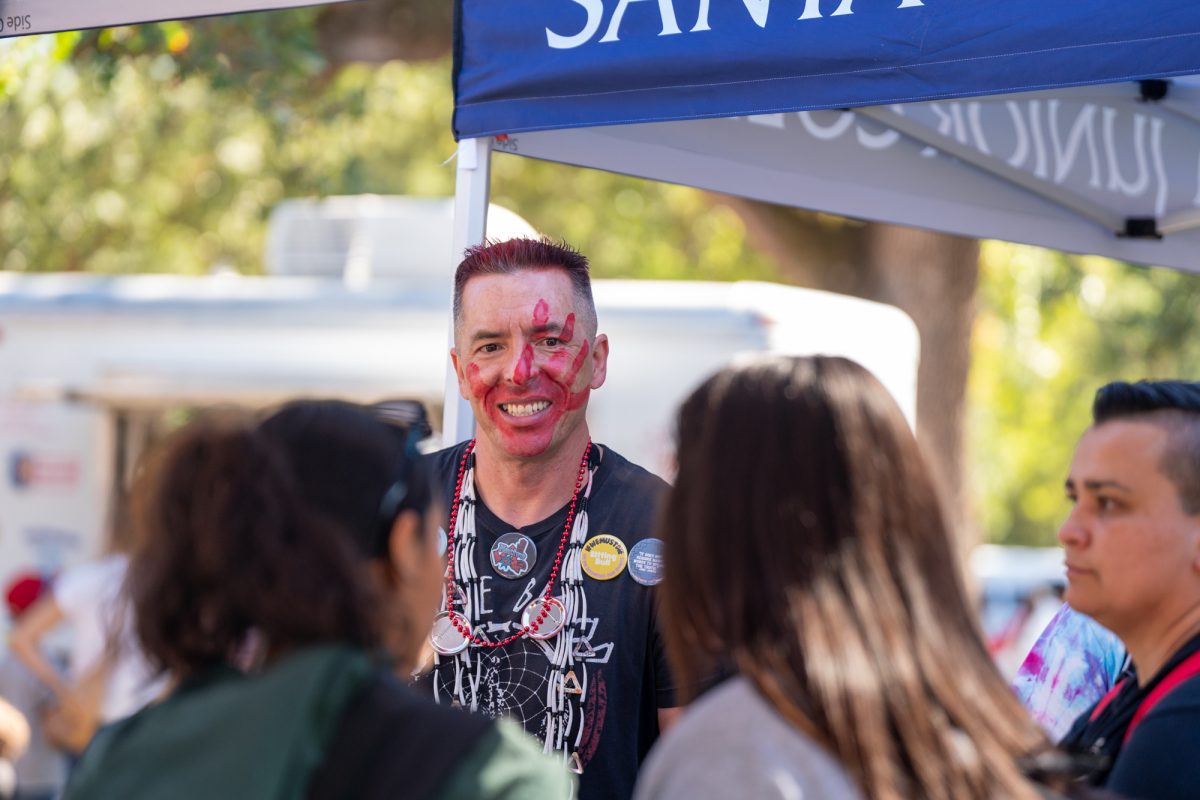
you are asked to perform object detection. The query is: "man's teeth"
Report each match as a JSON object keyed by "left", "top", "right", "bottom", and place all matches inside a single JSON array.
[{"left": 502, "top": 401, "right": 550, "bottom": 417}]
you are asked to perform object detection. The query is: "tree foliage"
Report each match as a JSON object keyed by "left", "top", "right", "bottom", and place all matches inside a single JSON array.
[
  {"left": 5, "top": 10, "right": 1200, "bottom": 547},
  {"left": 970, "top": 243, "right": 1200, "bottom": 545},
  {"left": 0, "top": 14, "right": 774, "bottom": 282}
]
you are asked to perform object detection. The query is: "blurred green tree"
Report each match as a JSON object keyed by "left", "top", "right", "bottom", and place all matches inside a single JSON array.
[
  {"left": 4, "top": 6, "right": 1200, "bottom": 548},
  {"left": 970, "top": 242, "right": 1200, "bottom": 546},
  {"left": 0, "top": 14, "right": 774, "bottom": 282}
]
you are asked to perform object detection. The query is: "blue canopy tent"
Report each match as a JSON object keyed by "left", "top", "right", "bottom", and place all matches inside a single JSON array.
[{"left": 444, "top": 0, "right": 1200, "bottom": 437}]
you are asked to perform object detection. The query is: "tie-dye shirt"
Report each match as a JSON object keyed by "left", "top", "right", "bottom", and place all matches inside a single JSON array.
[{"left": 1011, "top": 604, "right": 1126, "bottom": 742}]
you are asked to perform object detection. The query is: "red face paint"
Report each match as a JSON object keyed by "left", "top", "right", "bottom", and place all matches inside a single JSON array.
[
  {"left": 532, "top": 299, "right": 550, "bottom": 327},
  {"left": 512, "top": 343, "right": 534, "bottom": 384},
  {"left": 465, "top": 363, "right": 491, "bottom": 400},
  {"left": 559, "top": 313, "right": 575, "bottom": 344},
  {"left": 465, "top": 320, "right": 593, "bottom": 459}
]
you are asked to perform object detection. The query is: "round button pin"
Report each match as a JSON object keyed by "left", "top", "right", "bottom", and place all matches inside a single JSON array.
[
  {"left": 581, "top": 534, "right": 628, "bottom": 580},
  {"left": 627, "top": 538, "right": 664, "bottom": 586},
  {"left": 490, "top": 532, "right": 537, "bottom": 579}
]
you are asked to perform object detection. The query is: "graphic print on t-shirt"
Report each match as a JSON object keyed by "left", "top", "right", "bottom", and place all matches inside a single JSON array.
[
  {"left": 424, "top": 442, "right": 672, "bottom": 800},
  {"left": 434, "top": 568, "right": 617, "bottom": 745}
]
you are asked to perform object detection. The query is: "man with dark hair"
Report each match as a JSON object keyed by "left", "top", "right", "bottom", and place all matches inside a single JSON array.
[
  {"left": 422, "top": 238, "right": 679, "bottom": 800},
  {"left": 1059, "top": 379, "right": 1200, "bottom": 798}
]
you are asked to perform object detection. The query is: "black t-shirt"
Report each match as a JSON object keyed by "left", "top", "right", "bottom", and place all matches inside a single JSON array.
[
  {"left": 420, "top": 441, "right": 674, "bottom": 800},
  {"left": 1061, "top": 633, "right": 1200, "bottom": 799}
]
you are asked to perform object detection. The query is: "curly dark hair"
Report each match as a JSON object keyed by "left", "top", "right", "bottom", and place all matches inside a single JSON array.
[{"left": 126, "top": 412, "right": 379, "bottom": 678}]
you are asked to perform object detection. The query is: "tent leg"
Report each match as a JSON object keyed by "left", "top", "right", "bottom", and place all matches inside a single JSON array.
[{"left": 442, "top": 137, "right": 493, "bottom": 446}]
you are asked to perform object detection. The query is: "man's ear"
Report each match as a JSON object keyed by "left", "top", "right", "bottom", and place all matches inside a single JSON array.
[
  {"left": 589, "top": 334, "right": 610, "bottom": 390},
  {"left": 388, "top": 509, "right": 425, "bottom": 581},
  {"left": 450, "top": 349, "right": 469, "bottom": 401}
]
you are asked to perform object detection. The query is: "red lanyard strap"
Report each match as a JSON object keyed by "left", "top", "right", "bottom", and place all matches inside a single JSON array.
[{"left": 1124, "top": 649, "right": 1200, "bottom": 744}]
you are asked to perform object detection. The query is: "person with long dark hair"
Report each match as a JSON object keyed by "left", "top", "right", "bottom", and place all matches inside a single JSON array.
[
  {"left": 635, "top": 356, "right": 1063, "bottom": 800},
  {"left": 63, "top": 401, "right": 570, "bottom": 800}
]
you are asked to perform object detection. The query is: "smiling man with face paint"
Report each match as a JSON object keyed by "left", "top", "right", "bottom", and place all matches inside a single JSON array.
[{"left": 420, "top": 239, "right": 679, "bottom": 800}]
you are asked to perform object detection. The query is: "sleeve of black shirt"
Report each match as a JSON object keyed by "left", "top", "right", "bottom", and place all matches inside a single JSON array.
[{"left": 1105, "top": 698, "right": 1200, "bottom": 800}]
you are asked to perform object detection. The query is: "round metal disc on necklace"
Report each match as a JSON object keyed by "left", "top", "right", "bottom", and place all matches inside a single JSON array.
[
  {"left": 521, "top": 596, "right": 566, "bottom": 640},
  {"left": 490, "top": 532, "right": 537, "bottom": 579},
  {"left": 429, "top": 611, "right": 472, "bottom": 656}
]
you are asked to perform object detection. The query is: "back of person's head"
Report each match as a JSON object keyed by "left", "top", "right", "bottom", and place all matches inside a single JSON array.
[
  {"left": 127, "top": 413, "right": 377, "bottom": 679},
  {"left": 661, "top": 355, "right": 1047, "bottom": 800},
  {"left": 1092, "top": 380, "right": 1200, "bottom": 513},
  {"left": 258, "top": 400, "right": 440, "bottom": 669},
  {"left": 258, "top": 400, "right": 433, "bottom": 560}
]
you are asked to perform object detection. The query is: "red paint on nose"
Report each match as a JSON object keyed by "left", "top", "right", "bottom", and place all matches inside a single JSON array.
[
  {"left": 512, "top": 344, "right": 535, "bottom": 384},
  {"left": 532, "top": 299, "right": 550, "bottom": 327},
  {"left": 560, "top": 313, "right": 575, "bottom": 344}
]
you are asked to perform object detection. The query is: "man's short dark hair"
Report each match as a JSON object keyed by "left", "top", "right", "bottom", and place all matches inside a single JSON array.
[
  {"left": 452, "top": 238, "right": 595, "bottom": 332},
  {"left": 1092, "top": 380, "right": 1200, "bottom": 514}
]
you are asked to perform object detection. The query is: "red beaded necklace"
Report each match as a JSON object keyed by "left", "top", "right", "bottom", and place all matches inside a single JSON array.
[{"left": 444, "top": 438, "right": 592, "bottom": 648}]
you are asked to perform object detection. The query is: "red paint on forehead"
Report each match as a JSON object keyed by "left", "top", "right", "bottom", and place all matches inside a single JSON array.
[
  {"left": 532, "top": 299, "right": 550, "bottom": 327},
  {"left": 560, "top": 313, "right": 576, "bottom": 344}
]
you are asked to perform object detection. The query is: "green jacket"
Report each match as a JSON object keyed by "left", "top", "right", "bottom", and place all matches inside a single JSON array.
[{"left": 65, "top": 645, "right": 573, "bottom": 800}]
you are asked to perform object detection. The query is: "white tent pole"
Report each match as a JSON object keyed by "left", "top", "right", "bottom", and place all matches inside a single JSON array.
[
  {"left": 857, "top": 106, "right": 1126, "bottom": 234},
  {"left": 442, "top": 137, "right": 493, "bottom": 446}
]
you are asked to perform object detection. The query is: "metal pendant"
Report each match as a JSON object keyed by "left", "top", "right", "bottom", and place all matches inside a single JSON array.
[
  {"left": 429, "top": 611, "right": 472, "bottom": 656},
  {"left": 490, "top": 532, "right": 537, "bottom": 579},
  {"left": 521, "top": 596, "right": 566, "bottom": 640}
]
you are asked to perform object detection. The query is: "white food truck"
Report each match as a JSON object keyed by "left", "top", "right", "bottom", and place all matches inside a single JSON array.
[{"left": 0, "top": 197, "right": 920, "bottom": 614}]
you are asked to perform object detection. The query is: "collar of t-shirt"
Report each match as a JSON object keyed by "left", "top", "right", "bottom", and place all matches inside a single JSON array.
[{"left": 472, "top": 445, "right": 607, "bottom": 538}]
